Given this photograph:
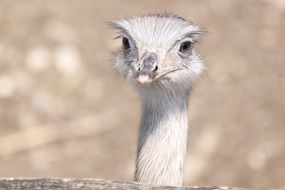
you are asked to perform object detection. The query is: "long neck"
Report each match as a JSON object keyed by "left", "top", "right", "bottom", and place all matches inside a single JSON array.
[{"left": 135, "top": 87, "right": 189, "bottom": 186}]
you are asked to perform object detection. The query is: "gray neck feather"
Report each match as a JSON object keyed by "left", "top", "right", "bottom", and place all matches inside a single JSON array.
[{"left": 135, "top": 86, "right": 189, "bottom": 186}]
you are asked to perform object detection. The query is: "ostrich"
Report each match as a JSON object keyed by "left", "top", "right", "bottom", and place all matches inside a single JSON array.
[{"left": 112, "top": 13, "right": 204, "bottom": 186}]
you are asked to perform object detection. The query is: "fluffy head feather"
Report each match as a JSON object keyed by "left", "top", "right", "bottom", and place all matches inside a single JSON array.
[{"left": 112, "top": 13, "right": 204, "bottom": 93}]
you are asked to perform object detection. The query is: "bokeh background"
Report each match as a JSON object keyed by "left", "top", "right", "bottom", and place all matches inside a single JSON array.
[{"left": 0, "top": 0, "right": 284, "bottom": 189}]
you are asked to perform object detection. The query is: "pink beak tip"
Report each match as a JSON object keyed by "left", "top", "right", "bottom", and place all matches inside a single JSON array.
[{"left": 136, "top": 75, "right": 152, "bottom": 84}]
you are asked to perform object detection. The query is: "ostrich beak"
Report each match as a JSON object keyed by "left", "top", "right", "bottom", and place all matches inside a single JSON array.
[{"left": 136, "top": 52, "right": 158, "bottom": 85}]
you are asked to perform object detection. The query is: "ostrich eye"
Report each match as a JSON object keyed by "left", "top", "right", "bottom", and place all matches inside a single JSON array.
[
  {"left": 122, "top": 37, "right": 131, "bottom": 50},
  {"left": 179, "top": 41, "right": 192, "bottom": 54}
]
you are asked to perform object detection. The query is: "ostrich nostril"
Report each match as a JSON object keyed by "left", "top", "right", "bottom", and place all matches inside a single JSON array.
[{"left": 153, "top": 66, "right": 158, "bottom": 72}]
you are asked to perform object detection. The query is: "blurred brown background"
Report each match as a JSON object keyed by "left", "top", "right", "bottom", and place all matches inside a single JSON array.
[{"left": 0, "top": 0, "right": 284, "bottom": 189}]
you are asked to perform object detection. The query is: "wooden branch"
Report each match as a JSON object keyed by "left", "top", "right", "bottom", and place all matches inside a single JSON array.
[{"left": 0, "top": 178, "right": 246, "bottom": 190}]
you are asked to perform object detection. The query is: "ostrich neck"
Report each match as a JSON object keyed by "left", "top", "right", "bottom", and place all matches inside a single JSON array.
[{"left": 135, "top": 88, "right": 189, "bottom": 186}]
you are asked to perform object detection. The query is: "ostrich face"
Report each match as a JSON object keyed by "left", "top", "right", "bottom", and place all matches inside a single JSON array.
[{"left": 112, "top": 14, "right": 204, "bottom": 90}]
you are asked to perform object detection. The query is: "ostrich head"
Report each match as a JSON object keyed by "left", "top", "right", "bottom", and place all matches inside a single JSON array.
[{"left": 112, "top": 14, "right": 204, "bottom": 93}]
